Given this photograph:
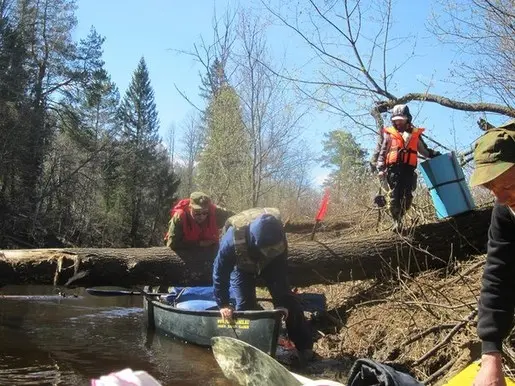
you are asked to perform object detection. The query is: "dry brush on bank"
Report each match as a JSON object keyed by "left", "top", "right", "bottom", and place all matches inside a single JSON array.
[{"left": 307, "top": 256, "right": 515, "bottom": 385}]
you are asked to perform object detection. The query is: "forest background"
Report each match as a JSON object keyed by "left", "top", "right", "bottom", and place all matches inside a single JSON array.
[{"left": 0, "top": 0, "right": 513, "bottom": 248}]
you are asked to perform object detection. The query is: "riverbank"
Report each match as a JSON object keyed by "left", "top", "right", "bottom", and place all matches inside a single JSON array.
[{"left": 297, "top": 255, "right": 497, "bottom": 385}]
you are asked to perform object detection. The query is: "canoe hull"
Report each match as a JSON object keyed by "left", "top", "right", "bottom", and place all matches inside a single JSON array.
[{"left": 144, "top": 296, "right": 283, "bottom": 356}]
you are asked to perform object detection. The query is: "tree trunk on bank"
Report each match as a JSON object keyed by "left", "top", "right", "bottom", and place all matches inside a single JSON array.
[{"left": 0, "top": 207, "right": 492, "bottom": 288}]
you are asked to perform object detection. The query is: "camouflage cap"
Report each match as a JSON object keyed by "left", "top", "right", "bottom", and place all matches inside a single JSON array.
[
  {"left": 470, "top": 128, "right": 515, "bottom": 187},
  {"left": 391, "top": 104, "right": 412, "bottom": 122},
  {"left": 189, "top": 191, "right": 212, "bottom": 210}
]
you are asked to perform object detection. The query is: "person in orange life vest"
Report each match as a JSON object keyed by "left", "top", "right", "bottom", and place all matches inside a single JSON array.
[
  {"left": 165, "top": 191, "right": 235, "bottom": 250},
  {"left": 375, "top": 104, "right": 440, "bottom": 229}
]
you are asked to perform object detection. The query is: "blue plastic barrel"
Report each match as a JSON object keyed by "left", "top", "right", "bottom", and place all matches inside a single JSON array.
[{"left": 418, "top": 152, "right": 475, "bottom": 219}]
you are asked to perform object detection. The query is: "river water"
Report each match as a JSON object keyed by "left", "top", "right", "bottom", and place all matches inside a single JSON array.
[{"left": 0, "top": 285, "right": 233, "bottom": 385}]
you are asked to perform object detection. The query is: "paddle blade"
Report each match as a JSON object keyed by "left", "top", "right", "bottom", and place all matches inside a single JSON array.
[
  {"left": 211, "top": 336, "right": 301, "bottom": 386},
  {"left": 86, "top": 287, "right": 168, "bottom": 297}
]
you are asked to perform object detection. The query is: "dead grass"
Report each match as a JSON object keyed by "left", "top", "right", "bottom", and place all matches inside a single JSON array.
[{"left": 298, "top": 256, "right": 501, "bottom": 385}]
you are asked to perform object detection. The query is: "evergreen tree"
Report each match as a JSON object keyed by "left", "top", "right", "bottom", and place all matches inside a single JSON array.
[
  {"left": 0, "top": 9, "right": 29, "bottom": 204},
  {"left": 0, "top": 0, "right": 84, "bottom": 245},
  {"left": 0, "top": 1, "right": 178, "bottom": 248},
  {"left": 54, "top": 28, "right": 121, "bottom": 246},
  {"left": 62, "top": 27, "right": 119, "bottom": 149},
  {"left": 119, "top": 57, "right": 159, "bottom": 153},
  {"left": 199, "top": 57, "right": 227, "bottom": 100},
  {"left": 196, "top": 82, "right": 251, "bottom": 208},
  {"left": 117, "top": 57, "right": 177, "bottom": 246},
  {"left": 319, "top": 130, "right": 368, "bottom": 204},
  {"left": 13, "top": 0, "right": 78, "bottom": 212}
]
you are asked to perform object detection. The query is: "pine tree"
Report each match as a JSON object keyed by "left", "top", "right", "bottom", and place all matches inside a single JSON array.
[
  {"left": 64, "top": 28, "right": 121, "bottom": 245},
  {"left": 116, "top": 57, "right": 177, "bottom": 246},
  {"left": 13, "top": 0, "right": 79, "bottom": 212},
  {"left": 0, "top": 0, "right": 82, "bottom": 245},
  {"left": 0, "top": 9, "right": 29, "bottom": 204},
  {"left": 33, "top": 25, "right": 122, "bottom": 246},
  {"left": 119, "top": 57, "right": 160, "bottom": 153},
  {"left": 196, "top": 82, "right": 251, "bottom": 208},
  {"left": 319, "top": 130, "right": 368, "bottom": 204},
  {"left": 199, "top": 58, "right": 227, "bottom": 100},
  {"left": 63, "top": 27, "right": 119, "bottom": 149}
]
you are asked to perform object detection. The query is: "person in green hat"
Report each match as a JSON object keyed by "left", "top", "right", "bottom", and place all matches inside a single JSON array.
[
  {"left": 470, "top": 124, "right": 515, "bottom": 386},
  {"left": 164, "top": 192, "right": 235, "bottom": 250}
]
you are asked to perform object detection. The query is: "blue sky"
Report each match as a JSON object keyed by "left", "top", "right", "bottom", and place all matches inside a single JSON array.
[
  {"left": 74, "top": 0, "right": 504, "bottom": 187},
  {"left": 74, "top": 1, "right": 221, "bottom": 136}
]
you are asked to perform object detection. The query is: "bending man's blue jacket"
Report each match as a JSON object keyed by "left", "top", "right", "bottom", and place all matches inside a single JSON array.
[
  {"left": 212, "top": 226, "right": 287, "bottom": 307},
  {"left": 213, "top": 214, "right": 313, "bottom": 352},
  {"left": 213, "top": 227, "right": 238, "bottom": 307}
]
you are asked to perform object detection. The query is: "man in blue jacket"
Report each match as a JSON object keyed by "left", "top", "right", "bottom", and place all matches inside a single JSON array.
[{"left": 212, "top": 208, "right": 314, "bottom": 363}]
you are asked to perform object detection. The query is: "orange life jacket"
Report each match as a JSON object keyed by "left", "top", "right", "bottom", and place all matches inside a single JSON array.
[
  {"left": 384, "top": 126, "right": 425, "bottom": 167},
  {"left": 168, "top": 199, "right": 219, "bottom": 243}
]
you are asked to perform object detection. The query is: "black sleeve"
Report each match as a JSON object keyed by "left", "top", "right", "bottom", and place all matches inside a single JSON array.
[
  {"left": 418, "top": 136, "right": 438, "bottom": 158},
  {"left": 477, "top": 203, "right": 515, "bottom": 354}
]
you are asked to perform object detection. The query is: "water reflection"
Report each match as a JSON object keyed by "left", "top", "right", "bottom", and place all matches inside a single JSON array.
[{"left": 0, "top": 286, "right": 233, "bottom": 385}]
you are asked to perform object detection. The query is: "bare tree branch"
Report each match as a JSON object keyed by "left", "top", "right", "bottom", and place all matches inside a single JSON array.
[
  {"left": 262, "top": 0, "right": 515, "bottom": 140},
  {"left": 376, "top": 93, "right": 515, "bottom": 118},
  {"left": 173, "top": 84, "right": 203, "bottom": 112}
]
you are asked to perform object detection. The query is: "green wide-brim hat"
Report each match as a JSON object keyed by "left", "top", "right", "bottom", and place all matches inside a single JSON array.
[
  {"left": 189, "top": 191, "right": 211, "bottom": 209},
  {"left": 469, "top": 125, "right": 515, "bottom": 187}
]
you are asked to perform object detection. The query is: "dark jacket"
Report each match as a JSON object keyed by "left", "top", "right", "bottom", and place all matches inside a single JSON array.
[
  {"left": 348, "top": 358, "right": 423, "bottom": 386},
  {"left": 212, "top": 220, "right": 287, "bottom": 308},
  {"left": 477, "top": 202, "right": 515, "bottom": 354}
]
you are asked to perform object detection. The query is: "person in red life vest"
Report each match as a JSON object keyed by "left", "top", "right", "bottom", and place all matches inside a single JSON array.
[
  {"left": 165, "top": 192, "right": 235, "bottom": 250},
  {"left": 376, "top": 104, "right": 440, "bottom": 231}
]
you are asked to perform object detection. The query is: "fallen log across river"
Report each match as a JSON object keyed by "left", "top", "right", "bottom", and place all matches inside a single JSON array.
[{"left": 0, "top": 206, "right": 492, "bottom": 288}]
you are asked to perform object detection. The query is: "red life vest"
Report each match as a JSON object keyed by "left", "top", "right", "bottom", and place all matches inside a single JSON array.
[
  {"left": 384, "top": 126, "right": 424, "bottom": 167},
  {"left": 169, "top": 199, "right": 219, "bottom": 243}
]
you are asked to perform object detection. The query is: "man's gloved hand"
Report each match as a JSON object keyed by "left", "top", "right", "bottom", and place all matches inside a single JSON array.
[
  {"left": 369, "top": 162, "right": 377, "bottom": 173},
  {"left": 431, "top": 151, "right": 442, "bottom": 158}
]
